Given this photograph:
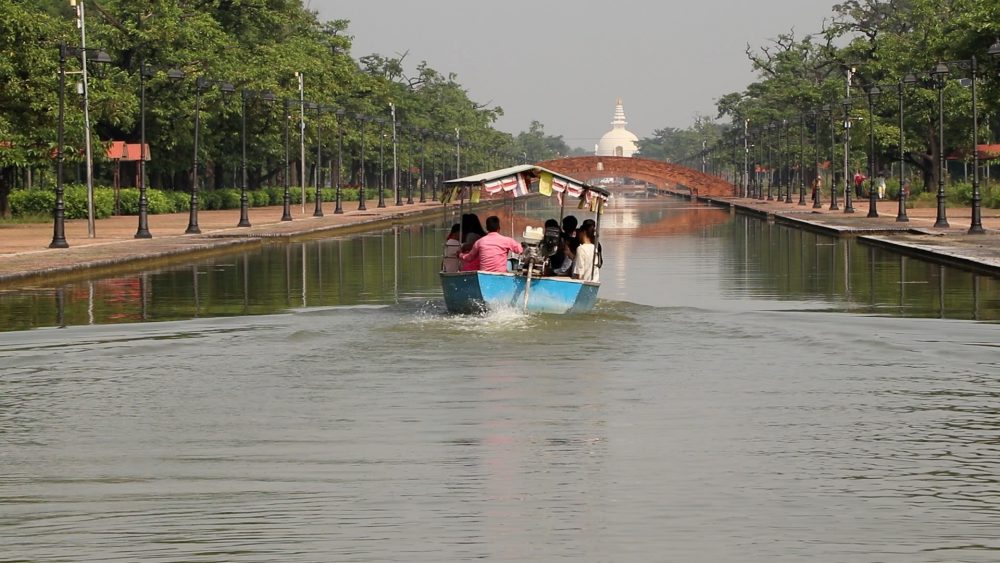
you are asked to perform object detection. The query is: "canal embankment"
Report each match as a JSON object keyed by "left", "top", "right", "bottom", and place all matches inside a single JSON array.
[
  {"left": 0, "top": 199, "right": 488, "bottom": 288},
  {"left": 661, "top": 186, "right": 1000, "bottom": 276}
]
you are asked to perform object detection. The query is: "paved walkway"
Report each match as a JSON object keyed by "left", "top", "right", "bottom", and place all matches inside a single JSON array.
[{"left": 0, "top": 198, "right": 448, "bottom": 286}]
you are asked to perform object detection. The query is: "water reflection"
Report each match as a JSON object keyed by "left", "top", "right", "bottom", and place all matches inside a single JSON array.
[{"left": 0, "top": 198, "right": 998, "bottom": 332}]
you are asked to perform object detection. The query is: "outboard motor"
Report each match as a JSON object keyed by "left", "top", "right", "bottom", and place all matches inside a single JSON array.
[{"left": 520, "top": 225, "right": 561, "bottom": 274}]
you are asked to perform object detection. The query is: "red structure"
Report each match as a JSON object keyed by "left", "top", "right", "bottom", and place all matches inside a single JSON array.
[
  {"left": 106, "top": 141, "right": 150, "bottom": 214},
  {"left": 536, "top": 156, "right": 735, "bottom": 198}
]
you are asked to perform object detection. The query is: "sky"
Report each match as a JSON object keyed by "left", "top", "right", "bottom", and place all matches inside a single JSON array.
[{"left": 311, "top": 0, "right": 839, "bottom": 150}]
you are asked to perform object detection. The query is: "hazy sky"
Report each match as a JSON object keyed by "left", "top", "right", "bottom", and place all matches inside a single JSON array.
[{"left": 312, "top": 0, "right": 838, "bottom": 149}]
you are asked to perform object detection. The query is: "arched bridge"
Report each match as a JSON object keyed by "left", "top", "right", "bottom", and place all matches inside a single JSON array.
[{"left": 535, "top": 156, "right": 734, "bottom": 198}]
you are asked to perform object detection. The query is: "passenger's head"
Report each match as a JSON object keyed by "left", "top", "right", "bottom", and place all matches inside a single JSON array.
[
  {"left": 461, "top": 213, "right": 485, "bottom": 235},
  {"left": 447, "top": 223, "right": 461, "bottom": 239},
  {"left": 579, "top": 219, "right": 597, "bottom": 243},
  {"left": 485, "top": 215, "right": 501, "bottom": 233},
  {"left": 544, "top": 218, "right": 560, "bottom": 229},
  {"left": 562, "top": 215, "right": 578, "bottom": 234}
]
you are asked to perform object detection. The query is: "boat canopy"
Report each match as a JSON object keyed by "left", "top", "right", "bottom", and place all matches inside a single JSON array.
[{"left": 442, "top": 164, "right": 610, "bottom": 211}]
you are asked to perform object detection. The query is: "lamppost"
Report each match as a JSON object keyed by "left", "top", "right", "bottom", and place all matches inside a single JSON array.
[
  {"left": 377, "top": 118, "right": 386, "bottom": 208},
  {"left": 766, "top": 122, "right": 774, "bottom": 200},
  {"left": 405, "top": 126, "right": 414, "bottom": 204},
  {"left": 357, "top": 114, "right": 367, "bottom": 211},
  {"left": 865, "top": 84, "right": 881, "bottom": 218},
  {"left": 136, "top": 64, "right": 184, "bottom": 239},
  {"left": 743, "top": 118, "right": 749, "bottom": 198},
  {"left": 823, "top": 104, "right": 839, "bottom": 210},
  {"left": 930, "top": 62, "right": 950, "bottom": 228},
  {"left": 281, "top": 98, "right": 293, "bottom": 221},
  {"left": 391, "top": 103, "right": 400, "bottom": 206},
  {"left": 783, "top": 119, "right": 793, "bottom": 203},
  {"left": 418, "top": 129, "right": 427, "bottom": 203},
  {"left": 842, "top": 99, "right": 855, "bottom": 213},
  {"left": 313, "top": 103, "right": 324, "bottom": 217},
  {"left": 896, "top": 74, "right": 918, "bottom": 222},
  {"left": 798, "top": 113, "right": 806, "bottom": 205},
  {"left": 238, "top": 89, "right": 251, "bottom": 227},
  {"left": 189, "top": 77, "right": 235, "bottom": 234},
  {"left": 50, "top": 43, "right": 71, "bottom": 248},
  {"left": 455, "top": 128, "right": 461, "bottom": 177},
  {"left": 334, "top": 108, "right": 345, "bottom": 214},
  {"left": 812, "top": 110, "right": 822, "bottom": 208}
]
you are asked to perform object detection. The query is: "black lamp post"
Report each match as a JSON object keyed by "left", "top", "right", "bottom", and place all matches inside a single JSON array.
[
  {"left": 896, "top": 74, "right": 917, "bottom": 222},
  {"left": 377, "top": 118, "right": 386, "bottom": 208},
  {"left": 418, "top": 129, "right": 427, "bottom": 203},
  {"left": 357, "top": 114, "right": 367, "bottom": 211},
  {"left": 930, "top": 61, "right": 950, "bottom": 228},
  {"left": 135, "top": 64, "right": 152, "bottom": 238},
  {"left": 334, "top": 108, "right": 345, "bottom": 214},
  {"left": 967, "top": 55, "right": 983, "bottom": 234},
  {"left": 238, "top": 89, "right": 251, "bottom": 227},
  {"left": 824, "top": 104, "right": 839, "bottom": 210},
  {"left": 766, "top": 122, "right": 775, "bottom": 201},
  {"left": 313, "top": 103, "right": 324, "bottom": 217},
  {"left": 50, "top": 43, "right": 70, "bottom": 248},
  {"left": 812, "top": 110, "right": 822, "bottom": 208},
  {"left": 406, "top": 127, "right": 414, "bottom": 204},
  {"left": 281, "top": 98, "right": 293, "bottom": 221},
  {"left": 798, "top": 114, "right": 806, "bottom": 205},
  {"left": 842, "top": 99, "right": 855, "bottom": 213},
  {"left": 866, "top": 84, "right": 881, "bottom": 218},
  {"left": 189, "top": 77, "right": 235, "bottom": 233},
  {"left": 783, "top": 119, "right": 793, "bottom": 203}
]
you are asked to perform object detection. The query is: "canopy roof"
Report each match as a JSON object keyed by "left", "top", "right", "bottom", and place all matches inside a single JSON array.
[{"left": 444, "top": 164, "right": 610, "bottom": 197}]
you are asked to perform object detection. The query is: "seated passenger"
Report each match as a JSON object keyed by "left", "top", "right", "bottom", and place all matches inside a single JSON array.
[
  {"left": 572, "top": 219, "right": 602, "bottom": 282},
  {"left": 442, "top": 223, "right": 461, "bottom": 273},
  {"left": 459, "top": 214, "right": 486, "bottom": 271},
  {"left": 552, "top": 215, "right": 579, "bottom": 276},
  {"left": 459, "top": 215, "right": 524, "bottom": 273}
]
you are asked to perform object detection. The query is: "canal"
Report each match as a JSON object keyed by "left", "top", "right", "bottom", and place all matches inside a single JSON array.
[{"left": 1, "top": 196, "right": 998, "bottom": 561}]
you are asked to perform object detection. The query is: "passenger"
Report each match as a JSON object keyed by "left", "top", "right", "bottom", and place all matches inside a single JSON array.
[
  {"left": 543, "top": 218, "right": 566, "bottom": 274},
  {"left": 459, "top": 215, "right": 523, "bottom": 273},
  {"left": 572, "top": 219, "right": 602, "bottom": 282},
  {"left": 441, "top": 223, "right": 461, "bottom": 273},
  {"left": 459, "top": 214, "right": 486, "bottom": 271},
  {"left": 552, "top": 215, "right": 578, "bottom": 276}
]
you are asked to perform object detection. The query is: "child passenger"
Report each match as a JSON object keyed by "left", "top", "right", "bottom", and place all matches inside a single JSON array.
[{"left": 572, "top": 219, "right": 602, "bottom": 282}]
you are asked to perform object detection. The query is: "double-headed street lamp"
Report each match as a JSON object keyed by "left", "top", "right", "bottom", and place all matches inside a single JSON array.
[
  {"left": 377, "top": 118, "right": 387, "bottom": 208},
  {"left": 930, "top": 61, "right": 950, "bottom": 228},
  {"left": 136, "top": 64, "right": 184, "bottom": 239},
  {"left": 356, "top": 114, "right": 368, "bottom": 211},
  {"left": 865, "top": 84, "right": 881, "bottom": 218},
  {"left": 188, "top": 76, "right": 234, "bottom": 234},
  {"left": 312, "top": 102, "right": 325, "bottom": 217},
  {"left": 842, "top": 99, "right": 855, "bottom": 213},
  {"left": 50, "top": 43, "right": 111, "bottom": 248},
  {"left": 895, "top": 74, "right": 918, "bottom": 223},
  {"left": 334, "top": 108, "right": 346, "bottom": 214},
  {"left": 282, "top": 98, "right": 294, "bottom": 221},
  {"left": 823, "top": 104, "right": 838, "bottom": 211}
]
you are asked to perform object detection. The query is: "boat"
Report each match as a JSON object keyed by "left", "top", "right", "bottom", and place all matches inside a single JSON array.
[{"left": 438, "top": 164, "right": 609, "bottom": 314}]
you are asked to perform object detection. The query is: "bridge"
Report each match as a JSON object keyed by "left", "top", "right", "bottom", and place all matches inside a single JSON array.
[{"left": 535, "top": 156, "right": 734, "bottom": 198}]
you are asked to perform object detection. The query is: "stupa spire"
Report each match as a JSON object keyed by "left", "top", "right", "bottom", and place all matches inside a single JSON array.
[{"left": 612, "top": 97, "right": 628, "bottom": 128}]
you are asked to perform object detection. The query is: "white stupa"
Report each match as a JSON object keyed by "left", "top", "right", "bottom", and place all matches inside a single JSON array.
[{"left": 595, "top": 97, "right": 639, "bottom": 157}]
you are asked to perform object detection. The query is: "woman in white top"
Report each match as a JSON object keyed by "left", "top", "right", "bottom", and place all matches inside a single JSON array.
[{"left": 572, "top": 219, "right": 601, "bottom": 282}]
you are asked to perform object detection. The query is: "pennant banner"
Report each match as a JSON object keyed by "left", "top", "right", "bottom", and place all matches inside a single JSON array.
[{"left": 538, "top": 172, "right": 553, "bottom": 196}]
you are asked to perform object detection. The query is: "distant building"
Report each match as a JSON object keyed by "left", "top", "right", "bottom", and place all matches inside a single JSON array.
[{"left": 595, "top": 97, "right": 638, "bottom": 157}]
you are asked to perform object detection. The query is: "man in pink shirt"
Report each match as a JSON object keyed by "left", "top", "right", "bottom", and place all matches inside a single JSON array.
[{"left": 459, "top": 216, "right": 523, "bottom": 272}]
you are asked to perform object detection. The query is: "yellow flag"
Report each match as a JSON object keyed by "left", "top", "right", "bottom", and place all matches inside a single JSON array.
[
  {"left": 471, "top": 186, "right": 481, "bottom": 203},
  {"left": 538, "top": 172, "right": 553, "bottom": 196}
]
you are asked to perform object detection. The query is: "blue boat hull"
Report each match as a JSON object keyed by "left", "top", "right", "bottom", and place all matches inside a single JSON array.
[{"left": 440, "top": 271, "right": 599, "bottom": 314}]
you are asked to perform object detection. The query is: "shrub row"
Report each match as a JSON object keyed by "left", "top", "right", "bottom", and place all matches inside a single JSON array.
[{"left": 8, "top": 185, "right": 389, "bottom": 219}]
